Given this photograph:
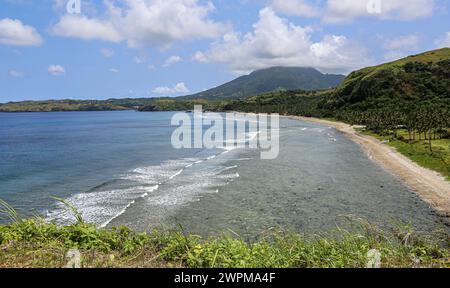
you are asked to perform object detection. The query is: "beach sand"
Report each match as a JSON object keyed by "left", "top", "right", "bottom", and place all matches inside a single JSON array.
[{"left": 288, "top": 116, "right": 450, "bottom": 219}]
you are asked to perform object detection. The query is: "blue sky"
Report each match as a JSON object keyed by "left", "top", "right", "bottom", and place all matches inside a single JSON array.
[{"left": 0, "top": 0, "right": 449, "bottom": 102}]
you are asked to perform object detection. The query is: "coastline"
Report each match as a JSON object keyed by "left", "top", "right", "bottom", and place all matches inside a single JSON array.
[{"left": 287, "top": 115, "right": 450, "bottom": 219}]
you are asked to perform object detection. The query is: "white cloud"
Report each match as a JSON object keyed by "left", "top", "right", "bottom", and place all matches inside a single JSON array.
[
  {"left": 51, "top": 15, "right": 122, "bottom": 42},
  {"left": 194, "top": 7, "right": 370, "bottom": 75},
  {"left": 9, "top": 70, "right": 24, "bottom": 77},
  {"left": 100, "top": 48, "right": 115, "bottom": 58},
  {"left": 0, "top": 18, "right": 43, "bottom": 46},
  {"left": 48, "top": 65, "right": 66, "bottom": 76},
  {"left": 270, "top": 0, "right": 319, "bottom": 17},
  {"left": 310, "top": 35, "right": 370, "bottom": 73},
  {"left": 109, "top": 68, "right": 120, "bottom": 73},
  {"left": 381, "top": 34, "right": 421, "bottom": 60},
  {"left": 163, "top": 56, "right": 182, "bottom": 67},
  {"left": 324, "top": 0, "right": 435, "bottom": 23},
  {"left": 50, "top": 0, "right": 228, "bottom": 48},
  {"left": 435, "top": 32, "right": 450, "bottom": 48},
  {"left": 193, "top": 51, "right": 209, "bottom": 63},
  {"left": 152, "top": 82, "right": 190, "bottom": 94}
]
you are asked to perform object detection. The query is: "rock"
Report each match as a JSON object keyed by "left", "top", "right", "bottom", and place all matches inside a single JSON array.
[
  {"left": 65, "top": 248, "right": 81, "bottom": 268},
  {"left": 366, "top": 249, "right": 381, "bottom": 268}
]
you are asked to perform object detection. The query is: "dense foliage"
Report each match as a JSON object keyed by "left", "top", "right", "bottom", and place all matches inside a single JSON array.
[{"left": 0, "top": 219, "right": 448, "bottom": 268}]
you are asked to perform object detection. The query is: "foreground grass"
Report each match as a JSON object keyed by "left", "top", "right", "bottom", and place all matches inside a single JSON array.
[
  {"left": 0, "top": 219, "right": 449, "bottom": 268},
  {"left": 359, "top": 129, "right": 450, "bottom": 181}
]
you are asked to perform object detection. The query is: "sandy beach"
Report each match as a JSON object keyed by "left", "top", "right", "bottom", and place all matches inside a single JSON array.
[{"left": 288, "top": 116, "right": 450, "bottom": 219}]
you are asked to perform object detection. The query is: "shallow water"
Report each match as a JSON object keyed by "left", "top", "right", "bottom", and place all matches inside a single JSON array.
[
  {"left": 0, "top": 111, "right": 446, "bottom": 237},
  {"left": 164, "top": 119, "right": 447, "bottom": 237}
]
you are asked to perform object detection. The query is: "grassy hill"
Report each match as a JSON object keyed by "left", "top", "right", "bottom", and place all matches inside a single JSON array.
[
  {"left": 182, "top": 67, "right": 345, "bottom": 100},
  {"left": 324, "top": 48, "right": 450, "bottom": 113}
]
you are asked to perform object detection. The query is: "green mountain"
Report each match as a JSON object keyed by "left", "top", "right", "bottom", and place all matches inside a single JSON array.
[
  {"left": 224, "top": 48, "right": 450, "bottom": 117},
  {"left": 323, "top": 48, "right": 450, "bottom": 113},
  {"left": 182, "top": 67, "right": 345, "bottom": 100}
]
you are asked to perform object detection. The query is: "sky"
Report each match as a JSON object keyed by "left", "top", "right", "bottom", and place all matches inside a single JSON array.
[{"left": 0, "top": 0, "right": 449, "bottom": 102}]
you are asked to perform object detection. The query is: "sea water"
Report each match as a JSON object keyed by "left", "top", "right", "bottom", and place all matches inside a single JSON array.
[{"left": 0, "top": 111, "right": 446, "bottom": 237}]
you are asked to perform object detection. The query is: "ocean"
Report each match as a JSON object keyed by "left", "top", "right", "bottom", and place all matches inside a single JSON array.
[{"left": 0, "top": 111, "right": 446, "bottom": 237}]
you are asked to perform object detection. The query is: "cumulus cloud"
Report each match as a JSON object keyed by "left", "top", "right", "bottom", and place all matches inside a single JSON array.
[
  {"left": 48, "top": 65, "right": 66, "bottom": 76},
  {"left": 194, "top": 7, "right": 371, "bottom": 75},
  {"left": 0, "top": 18, "right": 43, "bottom": 46},
  {"left": 152, "top": 82, "right": 189, "bottom": 95},
  {"left": 435, "top": 32, "right": 450, "bottom": 48},
  {"left": 163, "top": 56, "right": 182, "bottom": 67},
  {"left": 51, "top": 15, "right": 122, "bottom": 42},
  {"left": 109, "top": 68, "right": 120, "bottom": 73},
  {"left": 50, "top": 0, "right": 228, "bottom": 48}
]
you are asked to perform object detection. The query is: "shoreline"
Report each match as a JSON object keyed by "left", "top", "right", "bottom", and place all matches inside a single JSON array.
[{"left": 287, "top": 115, "right": 450, "bottom": 219}]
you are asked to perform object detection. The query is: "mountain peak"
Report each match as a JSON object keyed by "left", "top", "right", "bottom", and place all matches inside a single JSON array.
[{"left": 182, "top": 66, "right": 345, "bottom": 100}]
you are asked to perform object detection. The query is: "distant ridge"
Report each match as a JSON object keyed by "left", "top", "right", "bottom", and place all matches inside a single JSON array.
[{"left": 181, "top": 67, "right": 345, "bottom": 100}]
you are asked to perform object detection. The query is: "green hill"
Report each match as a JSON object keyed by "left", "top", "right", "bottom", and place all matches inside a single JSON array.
[
  {"left": 324, "top": 48, "right": 450, "bottom": 112},
  {"left": 182, "top": 67, "right": 345, "bottom": 100}
]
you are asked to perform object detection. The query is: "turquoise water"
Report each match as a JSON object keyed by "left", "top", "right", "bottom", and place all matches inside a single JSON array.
[{"left": 0, "top": 111, "right": 446, "bottom": 236}]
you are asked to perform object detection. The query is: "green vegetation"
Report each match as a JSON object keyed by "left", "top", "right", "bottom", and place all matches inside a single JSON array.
[
  {"left": 0, "top": 198, "right": 448, "bottom": 268},
  {"left": 137, "top": 99, "right": 225, "bottom": 112},
  {"left": 222, "top": 89, "right": 333, "bottom": 116},
  {"left": 0, "top": 99, "right": 131, "bottom": 112},
  {"left": 181, "top": 67, "right": 344, "bottom": 100},
  {"left": 359, "top": 129, "right": 450, "bottom": 181},
  {"left": 0, "top": 218, "right": 449, "bottom": 268},
  {"left": 0, "top": 98, "right": 224, "bottom": 113},
  {"left": 327, "top": 49, "right": 450, "bottom": 116}
]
